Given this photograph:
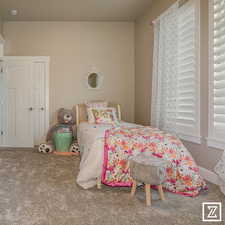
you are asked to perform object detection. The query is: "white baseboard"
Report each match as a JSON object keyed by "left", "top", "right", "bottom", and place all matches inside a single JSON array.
[{"left": 199, "top": 166, "right": 220, "bottom": 186}]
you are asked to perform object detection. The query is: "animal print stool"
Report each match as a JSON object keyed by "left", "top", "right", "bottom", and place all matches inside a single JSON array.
[{"left": 129, "top": 155, "right": 169, "bottom": 206}]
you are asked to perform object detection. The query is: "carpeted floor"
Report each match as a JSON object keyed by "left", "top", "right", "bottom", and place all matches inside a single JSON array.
[{"left": 0, "top": 149, "right": 224, "bottom": 225}]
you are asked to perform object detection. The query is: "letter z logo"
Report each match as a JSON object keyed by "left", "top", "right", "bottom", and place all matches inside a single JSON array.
[
  {"left": 202, "top": 202, "right": 222, "bottom": 222},
  {"left": 207, "top": 206, "right": 218, "bottom": 218}
]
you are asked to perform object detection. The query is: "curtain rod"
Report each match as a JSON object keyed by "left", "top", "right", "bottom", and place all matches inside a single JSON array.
[{"left": 150, "top": 0, "right": 189, "bottom": 26}]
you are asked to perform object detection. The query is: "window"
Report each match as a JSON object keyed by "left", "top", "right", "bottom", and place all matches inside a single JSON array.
[
  {"left": 208, "top": 0, "right": 225, "bottom": 149},
  {"left": 151, "top": 0, "right": 201, "bottom": 143}
]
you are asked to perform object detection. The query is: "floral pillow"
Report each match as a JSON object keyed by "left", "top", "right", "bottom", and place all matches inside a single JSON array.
[
  {"left": 90, "top": 107, "right": 118, "bottom": 124},
  {"left": 85, "top": 101, "right": 108, "bottom": 123}
]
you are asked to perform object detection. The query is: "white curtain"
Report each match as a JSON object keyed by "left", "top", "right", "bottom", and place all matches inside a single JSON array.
[
  {"left": 215, "top": 151, "right": 225, "bottom": 195},
  {"left": 151, "top": 3, "right": 179, "bottom": 134}
]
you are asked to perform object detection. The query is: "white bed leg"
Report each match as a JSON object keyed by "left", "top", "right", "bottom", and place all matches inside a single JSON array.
[{"left": 97, "top": 177, "right": 102, "bottom": 189}]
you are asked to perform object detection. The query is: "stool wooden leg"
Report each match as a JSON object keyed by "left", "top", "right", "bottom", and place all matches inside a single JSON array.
[
  {"left": 158, "top": 185, "right": 165, "bottom": 200},
  {"left": 131, "top": 180, "right": 137, "bottom": 197},
  {"left": 145, "top": 184, "right": 151, "bottom": 206}
]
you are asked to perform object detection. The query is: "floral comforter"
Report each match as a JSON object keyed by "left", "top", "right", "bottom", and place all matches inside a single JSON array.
[{"left": 102, "top": 126, "right": 207, "bottom": 197}]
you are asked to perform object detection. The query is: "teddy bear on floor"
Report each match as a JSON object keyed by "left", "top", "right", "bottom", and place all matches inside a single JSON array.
[{"left": 38, "top": 108, "right": 77, "bottom": 153}]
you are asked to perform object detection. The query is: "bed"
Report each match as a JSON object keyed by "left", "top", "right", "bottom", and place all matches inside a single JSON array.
[
  {"left": 75, "top": 103, "right": 207, "bottom": 196},
  {"left": 76, "top": 103, "right": 128, "bottom": 189}
]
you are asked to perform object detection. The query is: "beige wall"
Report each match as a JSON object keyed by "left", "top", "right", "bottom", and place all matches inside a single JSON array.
[
  {"left": 0, "top": 16, "right": 3, "bottom": 36},
  {"left": 0, "top": 17, "right": 4, "bottom": 57},
  {"left": 0, "top": 17, "right": 2, "bottom": 34},
  {"left": 3, "top": 21, "right": 135, "bottom": 123},
  {"left": 135, "top": 0, "right": 222, "bottom": 170}
]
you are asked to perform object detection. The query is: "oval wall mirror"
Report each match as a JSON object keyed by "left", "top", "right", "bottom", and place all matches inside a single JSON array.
[
  {"left": 86, "top": 71, "right": 103, "bottom": 89},
  {"left": 88, "top": 73, "right": 98, "bottom": 88}
]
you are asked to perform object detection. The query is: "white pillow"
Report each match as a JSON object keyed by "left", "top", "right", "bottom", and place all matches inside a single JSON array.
[{"left": 87, "top": 107, "right": 96, "bottom": 123}]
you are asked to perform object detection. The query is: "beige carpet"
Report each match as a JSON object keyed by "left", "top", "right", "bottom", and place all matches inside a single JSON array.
[{"left": 0, "top": 149, "right": 224, "bottom": 225}]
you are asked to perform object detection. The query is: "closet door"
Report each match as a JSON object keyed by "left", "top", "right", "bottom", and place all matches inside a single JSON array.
[
  {"left": 5, "top": 60, "right": 34, "bottom": 147},
  {"left": 32, "top": 61, "right": 49, "bottom": 145},
  {"left": 0, "top": 60, "right": 5, "bottom": 146}
]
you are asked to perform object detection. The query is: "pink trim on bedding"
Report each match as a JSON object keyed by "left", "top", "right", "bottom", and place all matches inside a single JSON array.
[{"left": 101, "top": 129, "right": 109, "bottom": 184}]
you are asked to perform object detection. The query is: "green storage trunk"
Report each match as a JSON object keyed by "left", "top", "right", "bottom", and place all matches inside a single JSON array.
[{"left": 53, "top": 132, "right": 73, "bottom": 152}]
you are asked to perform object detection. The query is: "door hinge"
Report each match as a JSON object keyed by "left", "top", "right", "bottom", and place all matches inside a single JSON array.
[
  {"left": 0, "top": 68, "right": 3, "bottom": 73},
  {"left": 1, "top": 131, "right": 3, "bottom": 135}
]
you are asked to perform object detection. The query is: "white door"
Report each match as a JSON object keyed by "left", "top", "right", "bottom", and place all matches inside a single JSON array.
[
  {"left": 0, "top": 57, "right": 49, "bottom": 148},
  {"left": 0, "top": 60, "right": 5, "bottom": 145},
  {"left": 4, "top": 60, "right": 34, "bottom": 147},
  {"left": 32, "top": 61, "right": 49, "bottom": 145}
]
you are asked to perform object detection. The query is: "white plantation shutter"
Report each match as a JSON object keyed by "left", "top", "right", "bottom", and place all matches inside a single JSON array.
[
  {"left": 151, "top": 0, "right": 200, "bottom": 143},
  {"left": 157, "top": 4, "right": 179, "bottom": 134},
  {"left": 176, "top": 0, "right": 200, "bottom": 140},
  {"left": 151, "top": 3, "right": 179, "bottom": 134},
  {"left": 208, "top": 0, "right": 225, "bottom": 148}
]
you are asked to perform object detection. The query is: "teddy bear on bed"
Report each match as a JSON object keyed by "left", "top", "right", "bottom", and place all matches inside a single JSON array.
[{"left": 38, "top": 108, "right": 79, "bottom": 154}]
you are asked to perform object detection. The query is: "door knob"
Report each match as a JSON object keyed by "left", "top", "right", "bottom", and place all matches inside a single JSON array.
[
  {"left": 29, "top": 107, "right": 33, "bottom": 111},
  {"left": 41, "top": 107, "right": 45, "bottom": 111}
]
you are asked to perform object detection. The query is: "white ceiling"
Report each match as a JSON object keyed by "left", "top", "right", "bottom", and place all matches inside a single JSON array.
[{"left": 0, "top": 0, "right": 153, "bottom": 21}]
